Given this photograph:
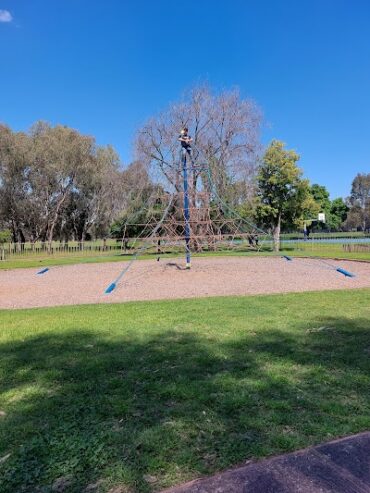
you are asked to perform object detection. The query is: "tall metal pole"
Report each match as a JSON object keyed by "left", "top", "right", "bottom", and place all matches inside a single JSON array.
[{"left": 182, "top": 149, "right": 191, "bottom": 269}]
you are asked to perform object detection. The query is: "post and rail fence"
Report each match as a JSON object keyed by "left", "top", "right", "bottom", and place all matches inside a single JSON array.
[{"left": 1, "top": 233, "right": 370, "bottom": 262}]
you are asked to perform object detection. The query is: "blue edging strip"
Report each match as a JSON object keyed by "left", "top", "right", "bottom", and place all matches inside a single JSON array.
[
  {"left": 336, "top": 267, "right": 355, "bottom": 278},
  {"left": 37, "top": 268, "right": 49, "bottom": 275}
]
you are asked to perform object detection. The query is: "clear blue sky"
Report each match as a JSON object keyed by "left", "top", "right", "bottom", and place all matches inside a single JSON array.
[{"left": 1, "top": 0, "right": 369, "bottom": 199}]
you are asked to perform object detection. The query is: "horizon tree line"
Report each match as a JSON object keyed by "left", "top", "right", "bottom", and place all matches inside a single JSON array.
[{"left": 0, "top": 86, "right": 369, "bottom": 247}]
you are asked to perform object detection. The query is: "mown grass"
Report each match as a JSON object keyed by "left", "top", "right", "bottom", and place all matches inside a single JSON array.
[
  {"left": 1, "top": 290, "right": 370, "bottom": 492},
  {"left": 280, "top": 242, "right": 370, "bottom": 261},
  {"left": 0, "top": 252, "right": 130, "bottom": 270},
  {"left": 280, "top": 231, "right": 370, "bottom": 239},
  {"left": 1, "top": 243, "right": 370, "bottom": 270}
]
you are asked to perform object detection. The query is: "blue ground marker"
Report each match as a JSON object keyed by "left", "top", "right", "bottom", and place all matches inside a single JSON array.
[
  {"left": 105, "top": 282, "right": 117, "bottom": 294},
  {"left": 336, "top": 267, "right": 355, "bottom": 278},
  {"left": 282, "top": 255, "right": 292, "bottom": 261},
  {"left": 37, "top": 268, "right": 49, "bottom": 275}
]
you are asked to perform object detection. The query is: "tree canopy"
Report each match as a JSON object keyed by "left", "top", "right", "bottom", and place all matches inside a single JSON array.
[
  {"left": 0, "top": 87, "right": 367, "bottom": 245},
  {"left": 256, "top": 140, "right": 315, "bottom": 250},
  {"left": 0, "top": 122, "right": 122, "bottom": 243}
]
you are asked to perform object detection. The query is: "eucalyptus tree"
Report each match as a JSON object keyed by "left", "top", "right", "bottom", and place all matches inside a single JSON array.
[
  {"left": 0, "top": 124, "right": 30, "bottom": 242},
  {"left": 69, "top": 145, "right": 122, "bottom": 241},
  {"left": 27, "top": 122, "right": 98, "bottom": 245}
]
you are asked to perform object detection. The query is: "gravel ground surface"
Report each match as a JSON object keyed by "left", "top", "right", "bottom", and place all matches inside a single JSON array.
[{"left": 1, "top": 256, "right": 370, "bottom": 309}]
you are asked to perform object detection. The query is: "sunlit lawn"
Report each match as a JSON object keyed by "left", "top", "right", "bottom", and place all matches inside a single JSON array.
[
  {"left": 1, "top": 242, "right": 370, "bottom": 270},
  {"left": 1, "top": 290, "right": 370, "bottom": 492}
]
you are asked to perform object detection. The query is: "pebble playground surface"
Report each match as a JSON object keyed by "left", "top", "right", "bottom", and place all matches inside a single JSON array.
[{"left": 1, "top": 256, "right": 370, "bottom": 309}]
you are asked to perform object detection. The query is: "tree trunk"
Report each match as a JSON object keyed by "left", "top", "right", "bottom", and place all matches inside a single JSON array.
[
  {"left": 47, "top": 215, "right": 59, "bottom": 252},
  {"left": 11, "top": 220, "right": 17, "bottom": 243},
  {"left": 273, "top": 213, "right": 281, "bottom": 252},
  {"left": 16, "top": 229, "right": 25, "bottom": 252},
  {"left": 46, "top": 191, "right": 70, "bottom": 252},
  {"left": 18, "top": 228, "right": 26, "bottom": 244},
  {"left": 47, "top": 233, "right": 53, "bottom": 253},
  {"left": 121, "top": 225, "right": 127, "bottom": 252}
]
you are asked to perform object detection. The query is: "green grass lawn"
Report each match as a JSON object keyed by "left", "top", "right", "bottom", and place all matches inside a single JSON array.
[
  {"left": 1, "top": 290, "right": 370, "bottom": 492},
  {"left": 280, "top": 231, "right": 370, "bottom": 239},
  {"left": 0, "top": 252, "right": 130, "bottom": 270},
  {"left": 1, "top": 244, "right": 370, "bottom": 270},
  {"left": 280, "top": 242, "right": 370, "bottom": 261}
]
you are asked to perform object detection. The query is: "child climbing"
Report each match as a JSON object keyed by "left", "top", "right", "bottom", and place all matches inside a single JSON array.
[{"left": 178, "top": 127, "right": 192, "bottom": 155}]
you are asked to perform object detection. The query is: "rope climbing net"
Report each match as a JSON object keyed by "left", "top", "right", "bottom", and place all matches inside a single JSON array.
[{"left": 98, "top": 140, "right": 356, "bottom": 293}]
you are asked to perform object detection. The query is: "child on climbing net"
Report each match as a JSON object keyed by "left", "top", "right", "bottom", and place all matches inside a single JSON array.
[{"left": 178, "top": 127, "right": 193, "bottom": 154}]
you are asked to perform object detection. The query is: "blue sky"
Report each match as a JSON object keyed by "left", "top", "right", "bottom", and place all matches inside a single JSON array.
[{"left": 1, "top": 0, "right": 369, "bottom": 198}]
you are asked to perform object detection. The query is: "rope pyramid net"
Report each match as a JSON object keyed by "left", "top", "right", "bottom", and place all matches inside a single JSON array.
[
  {"left": 104, "top": 141, "right": 355, "bottom": 294},
  {"left": 122, "top": 145, "right": 271, "bottom": 258}
]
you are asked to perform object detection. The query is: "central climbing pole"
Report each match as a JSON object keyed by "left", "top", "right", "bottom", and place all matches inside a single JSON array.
[{"left": 182, "top": 148, "right": 191, "bottom": 269}]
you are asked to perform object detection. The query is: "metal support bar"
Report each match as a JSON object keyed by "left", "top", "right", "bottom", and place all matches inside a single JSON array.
[{"left": 182, "top": 149, "right": 191, "bottom": 269}]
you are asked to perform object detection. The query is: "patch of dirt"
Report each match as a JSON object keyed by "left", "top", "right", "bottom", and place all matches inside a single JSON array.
[
  {"left": 84, "top": 479, "right": 104, "bottom": 491},
  {"left": 51, "top": 476, "right": 72, "bottom": 492},
  {"left": 1, "top": 256, "right": 370, "bottom": 309},
  {"left": 107, "top": 486, "right": 133, "bottom": 493}
]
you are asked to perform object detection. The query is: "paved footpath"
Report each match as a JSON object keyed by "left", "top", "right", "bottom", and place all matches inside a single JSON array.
[{"left": 162, "top": 432, "right": 370, "bottom": 493}]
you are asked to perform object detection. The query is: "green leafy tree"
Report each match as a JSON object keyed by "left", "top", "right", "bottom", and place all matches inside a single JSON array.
[
  {"left": 0, "top": 229, "right": 11, "bottom": 260},
  {"left": 0, "top": 122, "right": 125, "bottom": 243},
  {"left": 310, "top": 184, "right": 330, "bottom": 228},
  {"left": 257, "top": 140, "right": 313, "bottom": 251},
  {"left": 0, "top": 230, "right": 11, "bottom": 243},
  {"left": 309, "top": 184, "right": 347, "bottom": 231},
  {"left": 311, "top": 184, "right": 331, "bottom": 211},
  {"left": 0, "top": 124, "right": 30, "bottom": 243},
  {"left": 309, "top": 185, "right": 349, "bottom": 231},
  {"left": 330, "top": 198, "right": 349, "bottom": 230}
]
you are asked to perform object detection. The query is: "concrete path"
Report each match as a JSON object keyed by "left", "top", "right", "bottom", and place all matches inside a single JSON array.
[{"left": 162, "top": 432, "right": 370, "bottom": 493}]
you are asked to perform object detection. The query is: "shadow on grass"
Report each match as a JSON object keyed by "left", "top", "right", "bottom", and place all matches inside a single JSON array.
[{"left": 0, "top": 316, "right": 369, "bottom": 492}]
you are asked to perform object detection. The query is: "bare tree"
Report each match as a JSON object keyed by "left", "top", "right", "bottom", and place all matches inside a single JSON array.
[
  {"left": 135, "top": 85, "right": 262, "bottom": 199},
  {"left": 134, "top": 86, "right": 263, "bottom": 250},
  {"left": 346, "top": 173, "right": 370, "bottom": 231}
]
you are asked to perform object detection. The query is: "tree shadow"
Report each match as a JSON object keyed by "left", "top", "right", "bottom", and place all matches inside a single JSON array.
[{"left": 0, "top": 315, "right": 369, "bottom": 492}]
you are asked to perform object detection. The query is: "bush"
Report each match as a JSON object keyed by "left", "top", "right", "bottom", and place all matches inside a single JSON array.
[{"left": 0, "top": 229, "right": 11, "bottom": 245}]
